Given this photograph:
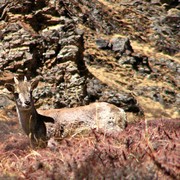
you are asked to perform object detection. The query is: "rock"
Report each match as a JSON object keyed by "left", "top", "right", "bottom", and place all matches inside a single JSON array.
[
  {"left": 0, "top": 94, "right": 14, "bottom": 108},
  {"left": 151, "top": 0, "right": 179, "bottom": 5},
  {"left": 151, "top": 0, "right": 161, "bottom": 5},
  {"left": 87, "top": 78, "right": 142, "bottom": 114},
  {"left": 109, "top": 37, "right": 133, "bottom": 55},
  {"left": 176, "top": 93, "right": 180, "bottom": 106},
  {"left": 167, "top": 8, "right": 180, "bottom": 17},
  {"left": 0, "top": 71, "right": 14, "bottom": 85},
  {"left": 0, "top": 0, "right": 89, "bottom": 110},
  {"left": 87, "top": 78, "right": 104, "bottom": 99},
  {"left": 57, "top": 45, "right": 79, "bottom": 61},
  {"left": 119, "top": 55, "right": 152, "bottom": 74},
  {"left": 0, "top": 21, "right": 39, "bottom": 73},
  {"left": 0, "top": 0, "right": 179, "bottom": 120},
  {"left": 96, "top": 39, "right": 109, "bottom": 49},
  {"left": 43, "top": 49, "right": 56, "bottom": 59},
  {"left": 118, "top": 56, "right": 136, "bottom": 66},
  {"left": 160, "top": 0, "right": 179, "bottom": 5}
]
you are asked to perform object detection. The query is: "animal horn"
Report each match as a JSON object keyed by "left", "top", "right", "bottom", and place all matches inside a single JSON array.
[
  {"left": 14, "top": 77, "right": 19, "bottom": 84},
  {"left": 24, "top": 76, "right": 28, "bottom": 82}
]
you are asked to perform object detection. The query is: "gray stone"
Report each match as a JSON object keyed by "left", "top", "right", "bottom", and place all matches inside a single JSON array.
[
  {"left": 96, "top": 39, "right": 109, "bottom": 49},
  {"left": 110, "top": 37, "right": 133, "bottom": 54},
  {"left": 57, "top": 45, "right": 78, "bottom": 61},
  {"left": 0, "top": 94, "right": 14, "bottom": 108}
]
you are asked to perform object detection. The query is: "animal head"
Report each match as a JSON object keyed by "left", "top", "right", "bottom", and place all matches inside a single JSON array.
[{"left": 5, "top": 77, "right": 39, "bottom": 110}]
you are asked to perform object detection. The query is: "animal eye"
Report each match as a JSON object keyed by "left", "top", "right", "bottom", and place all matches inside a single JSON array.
[{"left": 14, "top": 92, "right": 19, "bottom": 98}]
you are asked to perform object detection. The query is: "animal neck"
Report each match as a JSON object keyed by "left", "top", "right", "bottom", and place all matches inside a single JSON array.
[{"left": 16, "top": 103, "right": 38, "bottom": 135}]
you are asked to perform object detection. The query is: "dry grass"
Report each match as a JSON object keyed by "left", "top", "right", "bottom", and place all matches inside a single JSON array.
[{"left": 131, "top": 40, "right": 180, "bottom": 63}]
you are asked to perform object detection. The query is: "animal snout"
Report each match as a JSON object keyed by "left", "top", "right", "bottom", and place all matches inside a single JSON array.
[{"left": 24, "top": 100, "right": 31, "bottom": 106}]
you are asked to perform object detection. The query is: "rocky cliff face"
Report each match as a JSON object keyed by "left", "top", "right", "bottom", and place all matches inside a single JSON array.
[
  {"left": 0, "top": 1, "right": 180, "bottom": 179},
  {"left": 0, "top": 0, "right": 179, "bottom": 119}
]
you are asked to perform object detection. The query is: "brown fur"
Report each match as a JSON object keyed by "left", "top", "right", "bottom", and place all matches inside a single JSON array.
[
  {"left": 5, "top": 77, "right": 127, "bottom": 148},
  {"left": 5, "top": 77, "right": 54, "bottom": 148}
]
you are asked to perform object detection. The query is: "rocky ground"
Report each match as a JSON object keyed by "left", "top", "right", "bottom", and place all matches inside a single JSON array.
[{"left": 0, "top": 0, "right": 179, "bottom": 179}]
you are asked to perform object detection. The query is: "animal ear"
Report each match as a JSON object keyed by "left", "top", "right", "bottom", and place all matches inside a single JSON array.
[
  {"left": 30, "top": 79, "right": 39, "bottom": 91},
  {"left": 38, "top": 114, "right": 55, "bottom": 123},
  {"left": 24, "top": 76, "right": 28, "bottom": 82},
  {"left": 5, "top": 83, "right": 15, "bottom": 93},
  {"left": 14, "top": 77, "right": 19, "bottom": 84}
]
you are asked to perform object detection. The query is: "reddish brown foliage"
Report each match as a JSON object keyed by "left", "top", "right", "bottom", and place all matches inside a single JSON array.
[{"left": 0, "top": 118, "right": 179, "bottom": 179}]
